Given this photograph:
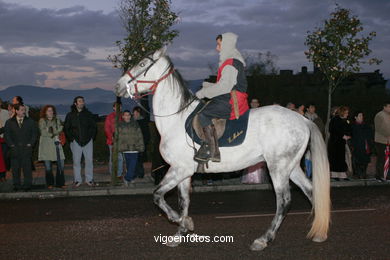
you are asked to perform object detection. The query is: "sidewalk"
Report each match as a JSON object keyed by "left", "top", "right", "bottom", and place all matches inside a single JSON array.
[{"left": 1, "top": 161, "right": 389, "bottom": 200}]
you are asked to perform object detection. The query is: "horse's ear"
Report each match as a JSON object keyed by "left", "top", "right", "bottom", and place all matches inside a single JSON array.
[{"left": 153, "top": 47, "right": 167, "bottom": 60}]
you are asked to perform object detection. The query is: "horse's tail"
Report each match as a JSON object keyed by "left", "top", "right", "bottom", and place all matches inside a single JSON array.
[{"left": 306, "top": 121, "right": 331, "bottom": 242}]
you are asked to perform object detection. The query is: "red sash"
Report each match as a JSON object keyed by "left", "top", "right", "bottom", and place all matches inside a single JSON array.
[{"left": 217, "top": 59, "right": 249, "bottom": 119}]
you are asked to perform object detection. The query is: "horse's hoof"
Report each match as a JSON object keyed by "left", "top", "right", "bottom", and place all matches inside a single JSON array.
[
  {"left": 165, "top": 240, "right": 181, "bottom": 247},
  {"left": 183, "top": 216, "right": 194, "bottom": 232},
  {"left": 312, "top": 235, "right": 327, "bottom": 243},
  {"left": 250, "top": 240, "right": 267, "bottom": 251},
  {"left": 165, "top": 235, "right": 182, "bottom": 247}
]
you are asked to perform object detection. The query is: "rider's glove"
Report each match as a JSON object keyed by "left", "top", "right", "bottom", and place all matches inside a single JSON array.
[{"left": 195, "top": 90, "right": 205, "bottom": 99}]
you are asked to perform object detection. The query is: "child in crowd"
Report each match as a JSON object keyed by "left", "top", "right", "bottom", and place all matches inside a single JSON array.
[{"left": 118, "top": 110, "right": 144, "bottom": 185}]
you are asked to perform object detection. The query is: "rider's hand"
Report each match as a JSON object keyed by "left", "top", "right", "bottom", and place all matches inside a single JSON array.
[{"left": 195, "top": 91, "right": 205, "bottom": 99}]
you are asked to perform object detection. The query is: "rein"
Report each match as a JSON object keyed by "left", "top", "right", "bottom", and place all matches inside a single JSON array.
[
  {"left": 131, "top": 95, "right": 198, "bottom": 118},
  {"left": 127, "top": 67, "right": 175, "bottom": 99}
]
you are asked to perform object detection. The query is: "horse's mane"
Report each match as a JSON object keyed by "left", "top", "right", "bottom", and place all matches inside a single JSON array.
[{"left": 164, "top": 55, "right": 195, "bottom": 111}]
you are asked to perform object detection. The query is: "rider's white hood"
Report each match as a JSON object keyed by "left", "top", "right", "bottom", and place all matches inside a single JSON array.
[{"left": 219, "top": 32, "right": 246, "bottom": 67}]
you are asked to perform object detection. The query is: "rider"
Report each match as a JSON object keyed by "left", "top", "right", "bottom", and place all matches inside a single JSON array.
[{"left": 194, "top": 32, "right": 249, "bottom": 163}]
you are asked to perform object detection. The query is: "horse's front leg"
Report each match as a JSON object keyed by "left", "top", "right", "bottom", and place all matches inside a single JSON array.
[
  {"left": 154, "top": 168, "right": 194, "bottom": 247},
  {"left": 164, "top": 177, "right": 194, "bottom": 248},
  {"left": 177, "top": 177, "right": 194, "bottom": 234},
  {"left": 153, "top": 167, "right": 184, "bottom": 223}
]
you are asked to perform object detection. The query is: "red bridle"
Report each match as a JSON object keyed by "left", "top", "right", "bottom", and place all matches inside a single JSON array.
[{"left": 126, "top": 67, "right": 175, "bottom": 99}]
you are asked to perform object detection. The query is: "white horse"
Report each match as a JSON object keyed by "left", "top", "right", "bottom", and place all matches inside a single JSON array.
[{"left": 115, "top": 48, "right": 331, "bottom": 251}]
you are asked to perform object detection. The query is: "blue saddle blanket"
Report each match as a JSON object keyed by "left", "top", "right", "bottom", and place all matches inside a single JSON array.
[{"left": 185, "top": 103, "right": 250, "bottom": 147}]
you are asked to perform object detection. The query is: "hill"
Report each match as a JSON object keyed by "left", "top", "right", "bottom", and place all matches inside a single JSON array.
[
  {"left": 0, "top": 81, "right": 202, "bottom": 116},
  {"left": 0, "top": 85, "right": 116, "bottom": 105}
]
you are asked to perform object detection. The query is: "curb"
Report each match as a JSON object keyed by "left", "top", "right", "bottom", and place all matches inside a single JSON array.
[{"left": 0, "top": 180, "right": 389, "bottom": 200}]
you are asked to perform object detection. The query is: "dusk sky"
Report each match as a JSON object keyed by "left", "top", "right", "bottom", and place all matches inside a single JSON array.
[{"left": 0, "top": 0, "right": 388, "bottom": 90}]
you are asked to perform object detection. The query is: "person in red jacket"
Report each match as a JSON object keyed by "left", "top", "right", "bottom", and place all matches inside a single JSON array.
[
  {"left": 0, "top": 138, "right": 7, "bottom": 182},
  {"left": 195, "top": 32, "right": 249, "bottom": 163},
  {"left": 104, "top": 102, "right": 123, "bottom": 177}
]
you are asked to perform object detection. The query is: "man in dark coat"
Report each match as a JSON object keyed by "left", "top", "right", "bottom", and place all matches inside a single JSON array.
[
  {"left": 328, "top": 106, "right": 352, "bottom": 180},
  {"left": 64, "top": 96, "right": 97, "bottom": 187},
  {"left": 351, "top": 111, "right": 373, "bottom": 179},
  {"left": 4, "top": 104, "right": 38, "bottom": 191}
]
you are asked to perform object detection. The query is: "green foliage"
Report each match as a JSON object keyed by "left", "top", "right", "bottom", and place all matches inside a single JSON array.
[
  {"left": 108, "top": 0, "right": 179, "bottom": 72},
  {"left": 108, "top": 0, "right": 178, "bottom": 183},
  {"left": 305, "top": 5, "right": 381, "bottom": 92},
  {"left": 304, "top": 4, "right": 382, "bottom": 125}
]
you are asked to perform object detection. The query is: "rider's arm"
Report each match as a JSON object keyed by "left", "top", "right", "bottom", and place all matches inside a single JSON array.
[
  {"left": 202, "top": 81, "right": 214, "bottom": 88},
  {"left": 196, "top": 65, "right": 237, "bottom": 99}
]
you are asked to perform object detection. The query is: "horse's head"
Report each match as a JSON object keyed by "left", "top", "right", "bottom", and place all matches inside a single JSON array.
[{"left": 115, "top": 47, "right": 169, "bottom": 99}]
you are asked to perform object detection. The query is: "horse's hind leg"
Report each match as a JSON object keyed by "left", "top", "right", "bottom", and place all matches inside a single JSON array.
[
  {"left": 290, "top": 165, "right": 313, "bottom": 204},
  {"left": 250, "top": 175, "right": 292, "bottom": 251}
]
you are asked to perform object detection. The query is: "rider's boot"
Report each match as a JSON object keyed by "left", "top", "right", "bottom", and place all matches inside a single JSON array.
[
  {"left": 194, "top": 124, "right": 220, "bottom": 162},
  {"left": 210, "top": 124, "right": 220, "bottom": 162}
]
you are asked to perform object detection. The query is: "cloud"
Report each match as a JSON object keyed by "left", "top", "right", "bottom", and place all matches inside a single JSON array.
[
  {"left": 0, "top": 0, "right": 388, "bottom": 91},
  {"left": 169, "top": 0, "right": 390, "bottom": 79},
  {"left": 0, "top": 2, "right": 122, "bottom": 48},
  {"left": 0, "top": 1, "right": 123, "bottom": 89}
]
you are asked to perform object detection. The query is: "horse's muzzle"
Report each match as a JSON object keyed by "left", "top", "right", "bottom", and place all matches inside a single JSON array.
[{"left": 114, "top": 83, "right": 128, "bottom": 98}]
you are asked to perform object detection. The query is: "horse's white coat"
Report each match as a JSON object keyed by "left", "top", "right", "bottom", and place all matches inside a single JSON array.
[{"left": 115, "top": 48, "right": 331, "bottom": 251}]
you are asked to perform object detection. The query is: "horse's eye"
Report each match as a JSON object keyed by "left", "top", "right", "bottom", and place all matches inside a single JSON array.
[{"left": 140, "top": 62, "right": 145, "bottom": 67}]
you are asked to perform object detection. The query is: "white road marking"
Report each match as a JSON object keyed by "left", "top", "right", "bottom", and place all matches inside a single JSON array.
[{"left": 215, "top": 208, "right": 377, "bottom": 219}]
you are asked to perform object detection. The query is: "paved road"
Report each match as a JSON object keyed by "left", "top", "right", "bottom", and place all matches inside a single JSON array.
[{"left": 0, "top": 186, "right": 389, "bottom": 260}]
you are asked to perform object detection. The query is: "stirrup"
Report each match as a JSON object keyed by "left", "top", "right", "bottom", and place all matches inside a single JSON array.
[
  {"left": 194, "top": 142, "right": 211, "bottom": 162},
  {"left": 210, "top": 155, "right": 221, "bottom": 163}
]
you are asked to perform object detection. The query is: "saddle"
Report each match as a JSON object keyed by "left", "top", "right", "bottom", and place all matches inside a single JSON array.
[
  {"left": 185, "top": 102, "right": 250, "bottom": 148},
  {"left": 192, "top": 115, "right": 226, "bottom": 141}
]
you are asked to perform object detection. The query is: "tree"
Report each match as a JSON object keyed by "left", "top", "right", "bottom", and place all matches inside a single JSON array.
[
  {"left": 108, "top": 0, "right": 179, "bottom": 184},
  {"left": 305, "top": 5, "right": 381, "bottom": 129},
  {"left": 244, "top": 51, "right": 278, "bottom": 76},
  {"left": 108, "top": 0, "right": 179, "bottom": 71}
]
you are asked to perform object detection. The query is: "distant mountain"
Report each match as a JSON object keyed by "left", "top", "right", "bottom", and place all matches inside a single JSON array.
[
  {"left": 0, "top": 85, "right": 117, "bottom": 105},
  {"left": 0, "top": 85, "right": 140, "bottom": 116},
  {"left": 0, "top": 81, "right": 204, "bottom": 116},
  {"left": 0, "top": 81, "right": 205, "bottom": 104}
]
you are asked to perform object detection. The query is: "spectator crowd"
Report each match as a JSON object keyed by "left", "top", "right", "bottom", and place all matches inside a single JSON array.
[
  {"left": 241, "top": 99, "right": 390, "bottom": 184},
  {"left": 0, "top": 95, "right": 389, "bottom": 192}
]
